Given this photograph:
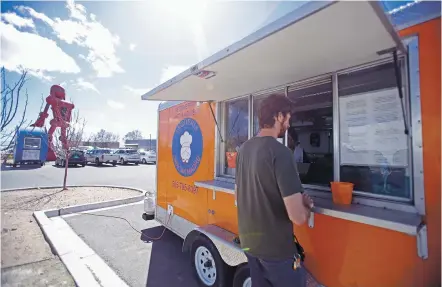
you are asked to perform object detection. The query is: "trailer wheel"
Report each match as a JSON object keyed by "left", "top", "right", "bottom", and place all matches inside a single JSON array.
[
  {"left": 233, "top": 264, "right": 251, "bottom": 287},
  {"left": 191, "top": 236, "right": 233, "bottom": 287}
]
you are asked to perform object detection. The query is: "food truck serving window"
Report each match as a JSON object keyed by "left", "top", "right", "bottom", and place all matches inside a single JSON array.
[
  {"left": 338, "top": 60, "right": 411, "bottom": 200},
  {"left": 217, "top": 57, "right": 412, "bottom": 203},
  {"left": 24, "top": 137, "right": 41, "bottom": 149}
]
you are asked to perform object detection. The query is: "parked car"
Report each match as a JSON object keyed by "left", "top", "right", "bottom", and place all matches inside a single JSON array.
[
  {"left": 85, "top": 148, "right": 119, "bottom": 166},
  {"left": 114, "top": 149, "right": 141, "bottom": 165},
  {"left": 55, "top": 149, "right": 86, "bottom": 167},
  {"left": 140, "top": 150, "right": 156, "bottom": 164}
]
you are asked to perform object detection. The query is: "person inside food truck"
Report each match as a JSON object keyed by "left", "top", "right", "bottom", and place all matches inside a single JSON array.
[
  {"left": 287, "top": 127, "right": 309, "bottom": 163},
  {"left": 235, "top": 94, "right": 314, "bottom": 287},
  {"left": 294, "top": 140, "right": 304, "bottom": 163}
]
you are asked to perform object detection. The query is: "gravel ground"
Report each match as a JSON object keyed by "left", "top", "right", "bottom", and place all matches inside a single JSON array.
[{"left": 1, "top": 186, "right": 142, "bottom": 287}]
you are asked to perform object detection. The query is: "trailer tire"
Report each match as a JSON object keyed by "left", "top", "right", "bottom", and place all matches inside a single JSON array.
[
  {"left": 191, "top": 236, "right": 233, "bottom": 287},
  {"left": 233, "top": 264, "right": 251, "bottom": 287}
]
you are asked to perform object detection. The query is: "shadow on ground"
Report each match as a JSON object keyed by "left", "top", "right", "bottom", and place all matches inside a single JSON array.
[
  {"left": 1, "top": 163, "right": 42, "bottom": 172},
  {"left": 141, "top": 226, "right": 198, "bottom": 287},
  {"left": 52, "top": 164, "right": 86, "bottom": 169}
]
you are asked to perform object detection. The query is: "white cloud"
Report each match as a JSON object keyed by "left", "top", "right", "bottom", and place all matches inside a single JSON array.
[
  {"left": 66, "top": 0, "right": 87, "bottom": 22},
  {"left": 1, "top": 12, "right": 35, "bottom": 29},
  {"left": 160, "top": 65, "right": 189, "bottom": 83},
  {"left": 124, "top": 65, "right": 189, "bottom": 97},
  {"left": 0, "top": 21, "right": 80, "bottom": 79},
  {"left": 73, "top": 78, "right": 100, "bottom": 94},
  {"left": 123, "top": 85, "right": 150, "bottom": 96},
  {"left": 129, "top": 43, "right": 136, "bottom": 51},
  {"left": 18, "top": 1, "right": 124, "bottom": 78},
  {"left": 107, "top": 100, "right": 125, "bottom": 109},
  {"left": 16, "top": 5, "right": 54, "bottom": 25}
]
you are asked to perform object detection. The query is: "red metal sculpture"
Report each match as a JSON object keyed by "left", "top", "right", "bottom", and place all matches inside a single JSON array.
[{"left": 31, "top": 85, "right": 75, "bottom": 161}]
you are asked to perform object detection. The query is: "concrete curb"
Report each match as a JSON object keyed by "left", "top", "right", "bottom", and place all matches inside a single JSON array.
[
  {"left": 33, "top": 196, "right": 144, "bottom": 287},
  {"left": 46, "top": 195, "right": 145, "bottom": 217},
  {"left": 1, "top": 185, "right": 153, "bottom": 195}
]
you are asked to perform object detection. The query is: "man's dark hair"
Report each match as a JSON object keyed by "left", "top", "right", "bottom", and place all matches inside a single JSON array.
[{"left": 258, "top": 94, "right": 295, "bottom": 129}]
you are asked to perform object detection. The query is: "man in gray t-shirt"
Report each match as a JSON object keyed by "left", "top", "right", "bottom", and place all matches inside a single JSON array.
[{"left": 235, "top": 94, "right": 313, "bottom": 287}]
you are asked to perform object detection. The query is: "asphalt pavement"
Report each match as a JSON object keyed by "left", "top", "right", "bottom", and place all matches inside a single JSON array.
[
  {"left": 64, "top": 202, "right": 199, "bottom": 287},
  {"left": 1, "top": 162, "right": 156, "bottom": 191}
]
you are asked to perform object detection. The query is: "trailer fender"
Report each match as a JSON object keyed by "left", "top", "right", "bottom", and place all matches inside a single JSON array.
[{"left": 182, "top": 225, "right": 247, "bottom": 267}]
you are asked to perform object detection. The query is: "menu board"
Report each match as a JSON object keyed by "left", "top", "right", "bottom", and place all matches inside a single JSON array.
[{"left": 339, "top": 88, "right": 408, "bottom": 167}]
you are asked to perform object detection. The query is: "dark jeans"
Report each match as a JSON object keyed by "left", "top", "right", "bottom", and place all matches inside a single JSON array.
[{"left": 246, "top": 253, "right": 306, "bottom": 287}]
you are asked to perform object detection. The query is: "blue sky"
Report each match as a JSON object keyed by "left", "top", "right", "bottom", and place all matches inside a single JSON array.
[{"left": 0, "top": 0, "right": 414, "bottom": 141}]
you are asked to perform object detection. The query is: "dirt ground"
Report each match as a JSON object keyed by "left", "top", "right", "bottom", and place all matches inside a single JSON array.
[{"left": 1, "top": 186, "right": 142, "bottom": 287}]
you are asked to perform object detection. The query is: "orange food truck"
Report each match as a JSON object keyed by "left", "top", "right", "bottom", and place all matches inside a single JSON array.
[{"left": 141, "top": 1, "right": 441, "bottom": 286}]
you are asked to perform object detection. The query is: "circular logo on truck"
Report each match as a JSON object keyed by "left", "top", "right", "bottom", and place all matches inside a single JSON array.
[{"left": 172, "top": 118, "right": 203, "bottom": 177}]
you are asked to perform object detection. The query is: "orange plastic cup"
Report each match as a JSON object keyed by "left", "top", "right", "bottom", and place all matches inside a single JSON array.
[{"left": 330, "top": 182, "right": 354, "bottom": 205}]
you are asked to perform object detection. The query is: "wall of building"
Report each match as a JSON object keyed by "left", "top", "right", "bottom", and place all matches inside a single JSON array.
[
  {"left": 125, "top": 139, "right": 157, "bottom": 151},
  {"left": 80, "top": 141, "right": 120, "bottom": 148}
]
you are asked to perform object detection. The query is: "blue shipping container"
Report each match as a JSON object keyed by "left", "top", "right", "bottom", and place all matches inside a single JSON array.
[{"left": 13, "top": 127, "right": 49, "bottom": 166}]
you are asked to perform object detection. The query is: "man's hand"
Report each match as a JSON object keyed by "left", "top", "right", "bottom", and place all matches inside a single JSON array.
[{"left": 302, "top": 193, "right": 314, "bottom": 209}]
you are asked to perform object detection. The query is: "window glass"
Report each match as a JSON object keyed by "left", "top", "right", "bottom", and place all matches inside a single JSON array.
[
  {"left": 287, "top": 81, "right": 333, "bottom": 187},
  {"left": 224, "top": 97, "right": 249, "bottom": 176},
  {"left": 71, "top": 150, "right": 84, "bottom": 156},
  {"left": 24, "top": 137, "right": 41, "bottom": 149},
  {"left": 338, "top": 61, "right": 411, "bottom": 199}
]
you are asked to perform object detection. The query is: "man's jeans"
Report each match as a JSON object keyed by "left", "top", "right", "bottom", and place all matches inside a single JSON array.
[{"left": 245, "top": 253, "right": 306, "bottom": 287}]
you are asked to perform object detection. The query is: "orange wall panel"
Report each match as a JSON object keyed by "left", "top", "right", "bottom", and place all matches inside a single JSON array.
[
  {"left": 294, "top": 216, "right": 422, "bottom": 287},
  {"left": 159, "top": 102, "right": 216, "bottom": 227},
  {"left": 157, "top": 108, "right": 169, "bottom": 209},
  {"left": 399, "top": 18, "right": 441, "bottom": 287},
  {"left": 208, "top": 190, "right": 238, "bottom": 235}
]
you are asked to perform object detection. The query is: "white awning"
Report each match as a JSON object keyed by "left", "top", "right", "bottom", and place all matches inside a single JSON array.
[{"left": 141, "top": 0, "right": 405, "bottom": 102}]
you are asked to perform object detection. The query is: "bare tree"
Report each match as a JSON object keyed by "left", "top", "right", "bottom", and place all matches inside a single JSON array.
[
  {"left": 90, "top": 129, "right": 119, "bottom": 143},
  {"left": 52, "top": 108, "right": 87, "bottom": 190},
  {"left": 1, "top": 67, "right": 30, "bottom": 151},
  {"left": 124, "top": 129, "right": 143, "bottom": 141}
]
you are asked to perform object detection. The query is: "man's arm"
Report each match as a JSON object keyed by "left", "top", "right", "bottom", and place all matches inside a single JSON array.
[{"left": 274, "top": 149, "right": 312, "bottom": 226}]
